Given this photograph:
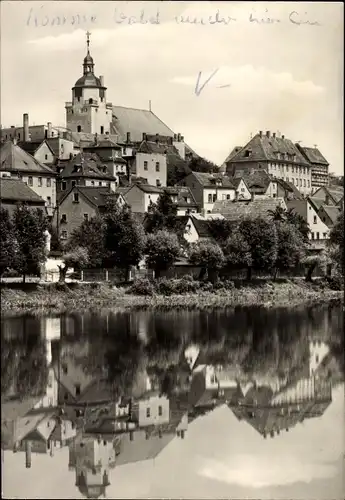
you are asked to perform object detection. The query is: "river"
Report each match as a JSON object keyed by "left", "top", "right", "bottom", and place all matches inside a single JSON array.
[{"left": 1, "top": 303, "right": 344, "bottom": 499}]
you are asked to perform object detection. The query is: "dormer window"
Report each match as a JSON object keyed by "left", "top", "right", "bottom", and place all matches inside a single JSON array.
[{"left": 244, "top": 149, "right": 252, "bottom": 158}]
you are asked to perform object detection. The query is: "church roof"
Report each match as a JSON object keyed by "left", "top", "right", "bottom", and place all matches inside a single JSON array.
[
  {"left": 74, "top": 73, "right": 103, "bottom": 88},
  {"left": 0, "top": 141, "right": 55, "bottom": 174},
  {"left": 111, "top": 106, "right": 175, "bottom": 143}
]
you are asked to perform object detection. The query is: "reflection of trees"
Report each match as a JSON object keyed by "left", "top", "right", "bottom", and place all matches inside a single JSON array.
[{"left": 1, "top": 333, "right": 48, "bottom": 400}]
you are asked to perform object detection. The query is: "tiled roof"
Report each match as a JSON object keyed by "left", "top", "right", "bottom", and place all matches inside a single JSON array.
[
  {"left": 69, "top": 132, "right": 119, "bottom": 147},
  {"left": 223, "top": 146, "right": 243, "bottom": 165},
  {"left": 189, "top": 215, "right": 213, "bottom": 238},
  {"left": 132, "top": 183, "right": 163, "bottom": 194},
  {"left": 0, "top": 177, "right": 45, "bottom": 203},
  {"left": 239, "top": 170, "right": 271, "bottom": 192},
  {"left": 228, "top": 133, "right": 310, "bottom": 165},
  {"left": 0, "top": 141, "right": 55, "bottom": 174},
  {"left": 276, "top": 178, "right": 303, "bottom": 199},
  {"left": 298, "top": 146, "right": 329, "bottom": 166},
  {"left": 59, "top": 186, "right": 114, "bottom": 208},
  {"left": 116, "top": 186, "right": 131, "bottom": 196},
  {"left": 321, "top": 205, "right": 341, "bottom": 224},
  {"left": 326, "top": 186, "right": 344, "bottom": 203},
  {"left": 60, "top": 152, "right": 116, "bottom": 180},
  {"left": 165, "top": 186, "right": 198, "bottom": 207},
  {"left": 137, "top": 140, "right": 169, "bottom": 155},
  {"left": 286, "top": 199, "right": 308, "bottom": 221},
  {"left": 111, "top": 106, "right": 174, "bottom": 143},
  {"left": 192, "top": 171, "right": 236, "bottom": 188},
  {"left": 19, "top": 139, "right": 55, "bottom": 157},
  {"left": 212, "top": 197, "right": 287, "bottom": 220}
]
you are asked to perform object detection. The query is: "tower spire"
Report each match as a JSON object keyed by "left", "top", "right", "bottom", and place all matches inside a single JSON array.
[
  {"left": 86, "top": 31, "right": 91, "bottom": 53},
  {"left": 83, "top": 31, "right": 94, "bottom": 75}
]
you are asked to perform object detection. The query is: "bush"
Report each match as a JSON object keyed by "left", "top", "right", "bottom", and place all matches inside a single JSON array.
[
  {"left": 200, "top": 282, "right": 214, "bottom": 292},
  {"left": 222, "top": 279, "right": 235, "bottom": 290},
  {"left": 128, "top": 278, "right": 155, "bottom": 296},
  {"left": 2, "top": 268, "right": 20, "bottom": 278},
  {"left": 156, "top": 277, "right": 200, "bottom": 295},
  {"left": 325, "top": 274, "right": 344, "bottom": 291}
]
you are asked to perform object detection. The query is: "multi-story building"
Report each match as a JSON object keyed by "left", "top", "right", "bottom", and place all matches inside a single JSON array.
[
  {"left": 225, "top": 131, "right": 313, "bottom": 196},
  {"left": 296, "top": 145, "right": 329, "bottom": 192},
  {"left": 178, "top": 171, "right": 236, "bottom": 213},
  {"left": 0, "top": 140, "right": 57, "bottom": 216},
  {"left": 0, "top": 177, "right": 47, "bottom": 215}
]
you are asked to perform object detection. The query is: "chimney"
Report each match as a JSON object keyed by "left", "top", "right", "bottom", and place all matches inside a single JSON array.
[
  {"left": 272, "top": 132, "right": 276, "bottom": 138},
  {"left": 100, "top": 75, "right": 104, "bottom": 86},
  {"left": 177, "top": 133, "right": 181, "bottom": 142},
  {"left": 126, "top": 132, "right": 131, "bottom": 143},
  {"left": 47, "top": 122, "right": 52, "bottom": 138},
  {"left": 142, "top": 132, "right": 147, "bottom": 141},
  {"left": 173, "top": 133, "right": 177, "bottom": 141},
  {"left": 259, "top": 130, "right": 263, "bottom": 137},
  {"left": 23, "top": 113, "right": 29, "bottom": 142},
  {"left": 180, "top": 430, "right": 185, "bottom": 439},
  {"left": 282, "top": 134, "right": 285, "bottom": 139},
  {"left": 180, "top": 135, "right": 184, "bottom": 142},
  {"left": 25, "top": 441, "right": 32, "bottom": 468},
  {"left": 266, "top": 131, "right": 270, "bottom": 138}
]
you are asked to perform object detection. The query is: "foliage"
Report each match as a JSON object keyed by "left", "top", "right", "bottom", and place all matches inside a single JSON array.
[
  {"left": 0, "top": 207, "right": 18, "bottom": 276},
  {"left": 127, "top": 277, "right": 155, "bottom": 296},
  {"left": 58, "top": 246, "right": 89, "bottom": 282},
  {"left": 238, "top": 217, "right": 278, "bottom": 274},
  {"left": 274, "top": 221, "right": 307, "bottom": 276},
  {"left": 223, "top": 228, "right": 253, "bottom": 268},
  {"left": 207, "top": 218, "right": 236, "bottom": 244},
  {"left": 146, "top": 190, "right": 180, "bottom": 233},
  {"left": 328, "top": 211, "right": 344, "bottom": 274},
  {"left": 268, "top": 206, "right": 310, "bottom": 241},
  {"left": 188, "top": 156, "right": 219, "bottom": 173},
  {"left": 189, "top": 240, "right": 225, "bottom": 275},
  {"left": 68, "top": 216, "right": 106, "bottom": 267},
  {"left": 156, "top": 276, "right": 200, "bottom": 295},
  {"left": 302, "top": 251, "right": 332, "bottom": 281},
  {"left": 103, "top": 201, "right": 146, "bottom": 275},
  {"left": 145, "top": 230, "right": 181, "bottom": 277},
  {"left": 12, "top": 205, "right": 48, "bottom": 280}
]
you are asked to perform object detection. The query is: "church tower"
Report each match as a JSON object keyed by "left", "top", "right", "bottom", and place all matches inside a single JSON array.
[{"left": 65, "top": 32, "right": 113, "bottom": 135}]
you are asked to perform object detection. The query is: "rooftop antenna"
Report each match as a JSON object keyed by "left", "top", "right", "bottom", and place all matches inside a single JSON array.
[
  {"left": 149, "top": 100, "right": 152, "bottom": 112},
  {"left": 313, "top": 144, "right": 318, "bottom": 148}
]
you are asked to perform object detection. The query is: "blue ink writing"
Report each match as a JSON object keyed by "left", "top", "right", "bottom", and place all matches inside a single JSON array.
[
  {"left": 26, "top": 7, "right": 97, "bottom": 27},
  {"left": 114, "top": 9, "right": 160, "bottom": 25},
  {"left": 289, "top": 11, "right": 321, "bottom": 26},
  {"left": 195, "top": 69, "right": 219, "bottom": 96}
]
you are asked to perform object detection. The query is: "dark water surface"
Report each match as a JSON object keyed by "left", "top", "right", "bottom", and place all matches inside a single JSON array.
[{"left": 1, "top": 304, "right": 344, "bottom": 499}]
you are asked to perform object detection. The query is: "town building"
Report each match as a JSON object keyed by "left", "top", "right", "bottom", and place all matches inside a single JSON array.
[
  {"left": 164, "top": 186, "right": 199, "bottom": 215},
  {"left": 309, "top": 186, "right": 344, "bottom": 212},
  {"left": 286, "top": 198, "right": 330, "bottom": 244},
  {"left": 0, "top": 118, "right": 57, "bottom": 143},
  {"left": 127, "top": 134, "right": 168, "bottom": 187},
  {"left": 212, "top": 197, "right": 287, "bottom": 221},
  {"left": 19, "top": 139, "right": 55, "bottom": 166},
  {"left": 0, "top": 177, "right": 47, "bottom": 215},
  {"left": 317, "top": 205, "right": 342, "bottom": 229},
  {"left": 0, "top": 141, "right": 57, "bottom": 216},
  {"left": 296, "top": 145, "right": 329, "bottom": 191},
  {"left": 182, "top": 213, "right": 224, "bottom": 244},
  {"left": 235, "top": 170, "right": 303, "bottom": 201},
  {"left": 82, "top": 136, "right": 128, "bottom": 185},
  {"left": 178, "top": 171, "right": 236, "bottom": 213},
  {"left": 229, "top": 177, "right": 252, "bottom": 200},
  {"left": 225, "top": 131, "right": 313, "bottom": 196},
  {"left": 123, "top": 183, "right": 162, "bottom": 213}
]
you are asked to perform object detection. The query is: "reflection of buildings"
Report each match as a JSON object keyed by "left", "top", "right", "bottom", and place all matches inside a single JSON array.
[{"left": 69, "top": 434, "right": 116, "bottom": 499}]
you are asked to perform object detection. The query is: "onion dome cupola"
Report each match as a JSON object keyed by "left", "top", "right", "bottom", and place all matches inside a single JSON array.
[{"left": 73, "top": 31, "right": 106, "bottom": 91}]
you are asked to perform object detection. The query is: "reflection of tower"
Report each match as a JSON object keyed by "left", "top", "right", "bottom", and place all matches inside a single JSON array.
[
  {"left": 69, "top": 435, "right": 115, "bottom": 499},
  {"left": 309, "top": 340, "right": 330, "bottom": 376}
]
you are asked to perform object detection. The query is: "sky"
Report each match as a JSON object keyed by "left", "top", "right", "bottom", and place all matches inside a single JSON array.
[
  {"left": 0, "top": 1, "right": 343, "bottom": 172},
  {"left": 2, "top": 384, "right": 344, "bottom": 499}
]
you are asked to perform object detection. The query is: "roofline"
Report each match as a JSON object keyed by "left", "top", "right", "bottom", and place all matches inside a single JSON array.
[{"left": 0, "top": 197, "right": 46, "bottom": 204}]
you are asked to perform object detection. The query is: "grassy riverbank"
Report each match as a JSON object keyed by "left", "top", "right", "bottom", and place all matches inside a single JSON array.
[{"left": 1, "top": 277, "right": 343, "bottom": 315}]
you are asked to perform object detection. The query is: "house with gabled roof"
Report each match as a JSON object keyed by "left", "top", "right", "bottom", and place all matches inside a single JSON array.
[
  {"left": 164, "top": 186, "right": 199, "bottom": 215},
  {"left": 82, "top": 135, "right": 128, "bottom": 185},
  {"left": 296, "top": 145, "right": 329, "bottom": 191},
  {"left": 286, "top": 198, "right": 330, "bottom": 243},
  {"left": 56, "top": 185, "right": 125, "bottom": 242},
  {"left": 178, "top": 171, "right": 236, "bottom": 213},
  {"left": 19, "top": 139, "right": 56, "bottom": 166},
  {"left": 212, "top": 197, "right": 287, "bottom": 221},
  {"left": 0, "top": 140, "right": 57, "bottom": 215},
  {"left": 309, "top": 185, "right": 344, "bottom": 212},
  {"left": 0, "top": 177, "right": 47, "bottom": 215},
  {"left": 225, "top": 131, "right": 312, "bottom": 196},
  {"left": 123, "top": 183, "right": 163, "bottom": 213},
  {"left": 317, "top": 204, "right": 342, "bottom": 229},
  {"left": 183, "top": 213, "right": 222, "bottom": 244}
]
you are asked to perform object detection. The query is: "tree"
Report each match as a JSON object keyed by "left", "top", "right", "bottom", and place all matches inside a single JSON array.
[
  {"left": 145, "top": 230, "right": 181, "bottom": 279},
  {"left": 188, "top": 156, "right": 219, "bottom": 173},
  {"left": 267, "top": 205, "right": 286, "bottom": 222},
  {"left": 238, "top": 217, "right": 278, "bottom": 279},
  {"left": 328, "top": 211, "right": 344, "bottom": 274},
  {"left": 302, "top": 251, "right": 332, "bottom": 282},
  {"left": 273, "top": 221, "right": 307, "bottom": 278},
  {"left": 0, "top": 207, "right": 18, "bottom": 276},
  {"left": 68, "top": 216, "right": 106, "bottom": 268},
  {"left": 103, "top": 202, "right": 146, "bottom": 280},
  {"left": 58, "top": 246, "right": 89, "bottom": 283},
  {"left": 223, "top": 228, "right": 253, "bottom": 270},
  {"left": 12, "top": 205, "right": 48, "bottom": 282},
  {"left": 285, "top": 208, "right": 310, "bottom": 241},
  {"left": 207, "top": 218, "right": 236, "bottom": 244},
  {"left": 146, "top": 190, "right": 180, "bottom": 233},
  {"left": 189, "top": 240, "right": 225, "bottom": 281}
]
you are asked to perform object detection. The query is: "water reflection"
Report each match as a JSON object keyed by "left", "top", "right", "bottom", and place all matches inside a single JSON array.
[{"left": 1, "top": 304, "right": 343, "bottom": 499}]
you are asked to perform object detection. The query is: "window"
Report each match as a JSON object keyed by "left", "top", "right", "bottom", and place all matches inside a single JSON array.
[
  {"left": 316, "top": 232, "right": 319, "bottom": 239},
  {"left": 84, "top": 214, "right": 89, "bottom": 222},
  {"left": 47, "top": 196, "right": 51, "bottom": 206},
  {"left": 91, "top": 180, "right": 95, "bottom": 186},
  {"left": 226, "top": 194, "right": 231, "bottom": 200},
  {"left": 62, "top": 181, "right": 67, "bottom": 191},
  {"left": 73, "top": 193, "right": 79, "bottom": 203},
  {"left": 156, "top": 179, "right": 161, "bottom": 187},
  {"left": 144, "top": 161, "right": 148, "bottom": 170},
  {"left": 296, "top": 178, "right": 298, "bottom": 185},
  {"left": 292, "top": 166, "right": 294, "bottom": 173},
  {"left": 311, "top": 232, "right": 314, "bottom": 239},
  {"left": 292, "top": 178, "right": 294, "bottom": 185},
  {"left": 313, "top": 215, "right": 317, "bottom": 224},
  {"left": 45, "top": 154, "right": 48, "bottom": 160},
  {"left": 75, "top": 384, "right": 81, "bottom": 396},
  {"left": 77, "top": 125, "right": 82, "bottom": 132},
  {"left": 213, "top": 194, "right": 217, "bottom": 202},
  {"left": 307, "top": 180, "right": 310, "bottom": 187},
  {"left": 208, "top": 194, "right": 212, "bottom": 203},
  {"left": 146, "top": 408, "right": 151, "bottom": 418},
  {"left": 89, "top": 98, "right": 93, "bottom": 104},
  {"left": 37, "top": 177, "right": 42, "bottom": 186},
  {"left": 28, "top": 176, "right": 33, "bottom": 186},
  {"left": 304, "top": 179, "right": 306, "bottom": 187},
  {"left": 323, "top": 232, "right": 327, "bottom": 238},
  {"left": 100, "top": 126, "right": 104, "bottom": 134},
  {"left": 46, "top": 178, "right": 51, "bottom": 187},
  {"left": 61, "top": 214, "right": 67, "bottom": 223},
  {"left": 72, "top": 180, "right": 76, "bottom": 187},
  {"left": 158, "top": 405, "right": 163, "bottom": 416},
  {"left": 299, "top": 179, "right": 302, "bottom": 186},
  {"left": 61, "top": 230, "right": 68, "bottom": 240},
  {"left": 155, "top": 162, "right": 160, "bottom": 172},
  {"left": 99, "top": 181, "right": 102, "bottom": 186}
]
